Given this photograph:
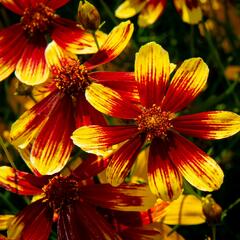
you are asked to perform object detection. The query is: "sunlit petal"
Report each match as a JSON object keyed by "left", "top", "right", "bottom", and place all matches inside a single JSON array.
[
  {"left": 135, "top": 42, "right": 170, "bottom": 107},
  {"left": 163, "top": 58, "right": 209, "bottom": 112}
]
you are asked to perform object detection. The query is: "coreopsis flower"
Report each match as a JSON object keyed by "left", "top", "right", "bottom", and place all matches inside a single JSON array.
[
  {"left": 72, "top": 42, "right": 240, "bottom": 201},
  {"left": 0, "top": 164, "right": 155, "bottom": 240},
  {"left": 0, "top": 0, "right": 106, "bottom": 85},
  {"left": 10, "top": 21, "right": 136, "bottom": 175},
  {"left": 115, "top": 0, "right": 202, "bottom": 27}
]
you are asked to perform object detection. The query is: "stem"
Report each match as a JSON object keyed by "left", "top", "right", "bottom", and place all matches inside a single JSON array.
[
  {"left": 0, "top": 192, "right": 18, "bottom": 213},
  {"left": 0, "top": 136, "right": 16, "bottom": 169},
  {"left": 92, "top": 31, "right": 100, "bottom": 50},
  {"left": 221, "top": 198, "right": 240, "bottom": 221},
  {"left": 212, "top": 225, "right": 216, "bottom": 240},
  {"left": 183, "top": 180, "right": 201, "bottom": 199},
  {"left": 99, "top": 0, "right": 118, "bottom": 25}
]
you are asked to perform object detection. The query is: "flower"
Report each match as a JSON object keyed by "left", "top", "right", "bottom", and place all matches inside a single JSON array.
[
  {"left": 72, "top": 42, "right": 240, "bottom": 201},
  {"left": 0, "top": 0, "right": 106, "bottom": 85},
  {"left": 115, "top": 0, "right": 202, "bottom": 27},
  {"left": 10, "top": 21, "right": 136, "bottom": 175},
  {"left": 0, "top": 164, "right": 155, "bottom": 240}
]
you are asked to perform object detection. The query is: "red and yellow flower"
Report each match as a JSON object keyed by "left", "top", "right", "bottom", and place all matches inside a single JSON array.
[
  {"left": 0, "top": 0, "right": 106, "bottom": 85},
  {"left": 115, "top": 0, "right": 202, "bottom": 27},
  {"left": 72, "top": 42, "right": 240, "bottom": 201},
  {"left": 10, "top": 21, "right": 137, "bottom": 175},
  {"left": 0, "top": 163, "right": 155, "bottom": 240}
]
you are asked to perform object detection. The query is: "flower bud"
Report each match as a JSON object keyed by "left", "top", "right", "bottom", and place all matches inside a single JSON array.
[
  {"left": 78, "top": 1, "right": 101, "bottom": 31},
  {"left": 202, "top": 195, "right": 222, "bottom": 224}
]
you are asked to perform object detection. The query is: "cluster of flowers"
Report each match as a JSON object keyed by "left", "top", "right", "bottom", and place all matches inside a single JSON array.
[{"left": 0, "top": 0, "right": 239, "bottom": 239}]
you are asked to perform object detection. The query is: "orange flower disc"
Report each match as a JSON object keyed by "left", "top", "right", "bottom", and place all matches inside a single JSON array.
[
  {"left": 51, "top": 58, "right": 90, "bottom": 96},
  {"left": 21, "top": 3, "right": 55, "bottom": 36},
  {"left": 137, "top": 104, "right": 173, "bottom": 140}
]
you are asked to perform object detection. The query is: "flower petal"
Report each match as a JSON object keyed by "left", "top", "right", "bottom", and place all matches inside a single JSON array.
[
  {"left": 162, "top": 58, "right": 209, "bottom": 112},
  {"left": 173, "top": 0, "right": 202, "bottom": 24},
  {"left": 0, "top": 0, "right": 23, "bottom": 14},
  {"left": 0, "top": 24, "right": 27, "bottom": 81},
  {"left": 168, "top": 132, "right": 224, "bottom": 191},
  {"left": 45, "top": 40, "right": 77, "bottom": 68},
  {"left": 138, "top": 0, "right": 167, "bottom": 27},
  {"left": 52, "top": 17, "right": 105, "bottom": 55},
  {"left": 86, "top": 83, "right": 141, "bottom": 119},
  {"left": 173, "top": 111, "right": 240, "bottom": 140},
  {"left": 0, "top": 215, "right": 14, "bottom": 231},
  {"left": 115, "top": 0, "right": 146, "bottom": 18},
  {"left": 15, "top": 37, "right": 50, "bottom": 85},
  {"left": 135, "top": 42, "right": 170, "bottom": 107},
  {"left": 148, "top": 138, "right": 183, "bottom": 201},
  {"left": 46, "top": 0, "right": 69, "bottom": 9},
  {"left": 75, "top": 93, "right": 106, "bottom": 128},
  {"left": 84, "top": 21, "right": 134, "bottom": 69},
  {"left": 80, "top": 184, "right": 156, "bottom": 211},
  {"left": 89, "top": 71, "right": 139, "bottom": 103},
  {"left": 72, "top": 154, "right": 109, "bottom": 180},
  {"left": 10, "top": 91, "right": 59, "bottom": 149},
  {"left": 163, "top": 194, "right": 206, "bottom": 225},
  {"left": 121, "top": 223, "right": 185, "bottom": 240},
  {"left": 59, "top": 201, "right": 121, "bottom": 240},
  {"left": 72, "top": 125, "right": 138, "bottom": 154},
  {"left": 0, "top": 166, "right": 47, "bottom": 195},
  {"left": 30, "top": 95, "right": 74, "bottom": 175},
  {"left": 7, "top": 200, "right": 52, "bottom": 240},
  {"left": 107, "top": 134, "right": 145, "bottom": 186}
]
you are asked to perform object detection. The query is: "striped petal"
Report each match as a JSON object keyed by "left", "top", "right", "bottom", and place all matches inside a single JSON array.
[
  {"left": 0, "top": 24, "right": 27, "bottom": 81},
  {"left": 173, "top": 0, "right": 202, "bottom": 24},
  {"left": 72, "top": 154, "right": 109, "bottom": 180},
  {"left": 138, "top": 0, "right": 167, "bottom": 27},
  {"left": 45, "top": 40, "right": 77, "bottom": 68},
  {"left": 135, "top": 42, "right": 170, "bottom": 107},
  {"left": 163, "top": 194, "right": 206, "bottom": 225},
  {"left": 173, "top": 111, "right": 240, "bottom": 140},
  {"left": 106, "top": 134, "right": 145, "bottom": 186},
  {"left": 10, "top": 91, "right": 59, "bottom": 149},
  {"left": 80, "top": 184, "right": 156, "bottom": 211},
  {"left": 168, "top": 132, "right": 224, "bottom": 191},
  {"left": 0, "top": 0, "right": 23, "bottom": 14},
  {"left": 51, "top": 17, "right": 105, "bottom": 55},
  {"left": 84, "top": 21, "right": 134, "bottom": 69},
  {"left": 0, "top": 166, "right": 46, "bottom": 195},
  {"left": 60, "top": 201, "right": 121, "bottom": 240},
  {"left": 7, "top": 200, "right": 52, "bottom": 240},
  {"left": 115, "top": 0, "right": 147, "bottom": 18},
  {"left": 148, "top": 138, "right": 183, "bottom": 201},
  {"left": 89, "top": 71, "right": 139, "bottom": 103},
  {"left": 72, "top": 125, "right": 138, "bottom": 154},
  {"left": 86, "top": 83, "right": 141, "bottom": 119},
  {"left": 30, "top": 95, "right": 74, "bottom": 175},
  {"left": 46, "top": 0, "right": 69, "bottom": 9},
  {"left": 75, "top": 93, "right": 106, "bottom": 128},
  {"left": 162, "top": 58, "right": 209, "bottom": 112},
  {"left": 15, "top": 37, "right": 49, "bottom": 85}
]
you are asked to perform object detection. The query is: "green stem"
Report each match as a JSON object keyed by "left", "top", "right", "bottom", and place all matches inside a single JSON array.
[
  {"left": 221, "top": 198, "right": 240, "bottom": 221},
  {"left": 0, "top": 136, "right": 16, "bottom": 169},
  {"left": 0, "top": 192, "right": 18, "bottom": 213},
  {"left": 183, "top": 180, "right": 201, "bottom": 199},
  {"left": 212, "top": 225, "right": 217, "bottom": 240},
  {"left": 92, "top": 31, "right": 100, "bottom": 50},
  {"left": 99, "top": 0, "right": 118, "bottom": 25}
]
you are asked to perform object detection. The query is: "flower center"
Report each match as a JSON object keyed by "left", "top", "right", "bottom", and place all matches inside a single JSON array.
[
  {"left": 52, "top": 58, "right": 90, "bottom": 96},
  {"left": 137, "top": 104, "right": 173, "bottom": 140},
  {"left": 21, "top": 3, "right": 55, "bottom": 37},
  {"left": 42, "top": 176, "right": 80, "bottom": 212}
]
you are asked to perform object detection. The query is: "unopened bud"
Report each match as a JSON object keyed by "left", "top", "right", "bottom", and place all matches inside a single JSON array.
[
  {"left": 78, "top": 1, "right": 101, "bottom": 31},
  {"left": 202, "top": 195, "right": 222, "bottom": 224}
]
